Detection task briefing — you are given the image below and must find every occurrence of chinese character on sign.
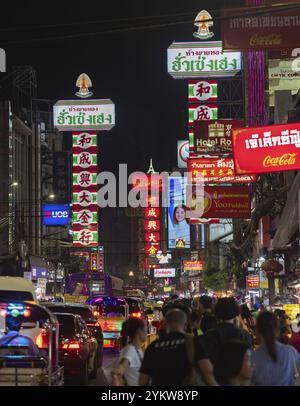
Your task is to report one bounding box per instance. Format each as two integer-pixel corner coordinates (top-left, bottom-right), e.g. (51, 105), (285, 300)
(78, 133), (92, 148)
(146, 245), (159, 255)
(78, 209), (92, 225)
(79, 172), (92, 186)
(144, 207), (160, 219)
(196, 82), (210, 98)
(79, 152), (92, 166)
(145, 232), (160, 244)
(79, 230), (93, 245)
(145, 220), (160, 231)
(77, 190), (93, 206)
(196, 106), (210, 120)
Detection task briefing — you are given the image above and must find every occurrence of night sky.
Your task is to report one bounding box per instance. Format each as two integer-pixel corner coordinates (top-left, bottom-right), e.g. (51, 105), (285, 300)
(1, 0), (244, 271)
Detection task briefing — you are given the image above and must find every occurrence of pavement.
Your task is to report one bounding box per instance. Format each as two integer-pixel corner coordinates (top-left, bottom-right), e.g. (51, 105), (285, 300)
(88, 350), (119, 386)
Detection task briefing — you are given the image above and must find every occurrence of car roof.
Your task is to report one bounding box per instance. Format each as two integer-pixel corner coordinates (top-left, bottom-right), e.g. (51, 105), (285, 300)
(41, 302), (92, 309)
(53, 312), (82, 319)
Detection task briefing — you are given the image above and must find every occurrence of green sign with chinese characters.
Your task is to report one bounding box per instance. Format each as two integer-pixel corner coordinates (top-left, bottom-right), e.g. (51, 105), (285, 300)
(53, 99), (115, 131)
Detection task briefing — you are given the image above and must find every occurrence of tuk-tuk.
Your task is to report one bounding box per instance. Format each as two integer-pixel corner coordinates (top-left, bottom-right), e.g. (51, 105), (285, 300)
(0, 300), (64, 386)
(86, 296), (128, 351)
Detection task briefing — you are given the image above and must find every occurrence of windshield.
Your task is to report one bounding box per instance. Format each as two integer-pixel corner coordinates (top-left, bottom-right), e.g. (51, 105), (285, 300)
(98, 305), (126, 317)
(0, 291), (34, 301)
(55, 314), (76, 337)
(126, 300), (141, 313)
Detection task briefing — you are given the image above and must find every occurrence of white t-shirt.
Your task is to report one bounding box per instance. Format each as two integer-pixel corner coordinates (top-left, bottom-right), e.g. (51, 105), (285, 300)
(120, 344), (143, 386)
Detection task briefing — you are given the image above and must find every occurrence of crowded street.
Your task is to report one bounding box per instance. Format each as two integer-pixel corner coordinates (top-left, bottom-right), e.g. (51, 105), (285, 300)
(1, 0), (300, 398)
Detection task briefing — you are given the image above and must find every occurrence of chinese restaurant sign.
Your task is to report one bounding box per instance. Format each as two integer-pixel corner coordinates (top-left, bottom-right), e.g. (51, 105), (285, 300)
(222, 7), (300, 50)
(188, 80), (218, 103)
(232, 123), (300, 175)
(188, 158), (255, 184)
(193, 120), (244, 154)
(53, 99), (115, 131)
(246, 276), (260, 289)
(167, 41), (242, 78)
(72, 131), (98, 247)
(189, 186), (251, 219)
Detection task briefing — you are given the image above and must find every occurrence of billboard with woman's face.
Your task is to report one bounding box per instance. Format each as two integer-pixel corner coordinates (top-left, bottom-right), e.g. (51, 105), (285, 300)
(168, 177), (191, 249)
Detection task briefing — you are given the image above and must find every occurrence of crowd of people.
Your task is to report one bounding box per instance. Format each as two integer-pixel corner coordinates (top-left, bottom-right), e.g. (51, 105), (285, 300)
(112, 295), (300, 386)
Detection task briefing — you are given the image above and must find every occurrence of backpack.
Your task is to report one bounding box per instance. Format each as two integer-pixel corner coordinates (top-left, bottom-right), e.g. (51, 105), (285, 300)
(181, 334), (206, 386)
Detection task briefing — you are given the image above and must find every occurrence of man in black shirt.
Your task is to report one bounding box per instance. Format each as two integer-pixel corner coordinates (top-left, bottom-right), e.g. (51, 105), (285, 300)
(202, 297), (252, 368)
(139, 308), (217, 386)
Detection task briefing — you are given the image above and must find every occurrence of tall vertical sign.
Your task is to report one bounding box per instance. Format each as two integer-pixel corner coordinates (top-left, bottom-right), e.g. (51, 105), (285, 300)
(53, 73), (115, 254)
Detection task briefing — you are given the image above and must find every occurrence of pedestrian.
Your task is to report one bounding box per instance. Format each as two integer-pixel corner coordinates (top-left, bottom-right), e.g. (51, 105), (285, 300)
(112, 317), (147, 386)
(202, 297), (252, 367)
(191, 309), (202, 337)
(199, 295), (214, 314)
(200, 313), (218, 335)
(139, 308), (218, 386)
(214, 341), (253, 386)
(289, 318), (300, 353)
(252, 311), (300, 386)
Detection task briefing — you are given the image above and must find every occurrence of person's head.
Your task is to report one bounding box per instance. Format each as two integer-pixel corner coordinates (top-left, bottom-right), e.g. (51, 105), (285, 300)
(256, 311), (280, 362)
(121, 317), (147, 347)
(214, 341), (252, 386)
(200, 313), (218, 334)
(199, 295), (213, 312)
(6, 315), (22, 332)
(165, 308), (187, 334)
(173, 205), (189, 224)
(215, 297), (240, 323)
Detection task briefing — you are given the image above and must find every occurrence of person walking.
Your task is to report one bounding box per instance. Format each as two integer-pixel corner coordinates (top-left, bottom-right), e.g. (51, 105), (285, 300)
(252, 311), (300, 386)
(289, 318), (300, 353)
(214, 341), (253, 386)
(203, 297), (252, 367)
(139, 308), (217, 386)
(112, 317), (147, 386)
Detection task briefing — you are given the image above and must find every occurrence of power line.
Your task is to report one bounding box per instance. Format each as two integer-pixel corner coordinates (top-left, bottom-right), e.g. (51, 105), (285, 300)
(1, 3), (299, 48)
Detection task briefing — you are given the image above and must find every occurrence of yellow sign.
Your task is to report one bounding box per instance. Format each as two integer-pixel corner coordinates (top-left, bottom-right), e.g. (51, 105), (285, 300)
(64, 294), (88, 304)
(283, 304), (300, 321)
(164, 287), (172, 292)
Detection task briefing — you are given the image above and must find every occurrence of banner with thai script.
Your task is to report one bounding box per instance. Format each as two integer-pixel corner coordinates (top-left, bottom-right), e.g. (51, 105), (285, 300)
(53, 99), (115, 131)
(188, 104), (218, 125)
(193, 119), (244, 154)
(246, 275), (260, 289)
(222, 6), (300, 50)
(188, 186), (251, 219)
(188, 80), (218, 103)
(183, 260), (204, 272)
(167, 41), (241, 78)
(232, 123), (300, 175)
(188, 157), (255, 183)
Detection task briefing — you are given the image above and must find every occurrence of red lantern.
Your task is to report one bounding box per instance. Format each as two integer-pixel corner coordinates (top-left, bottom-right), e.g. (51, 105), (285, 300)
(261, 260), (283, 276)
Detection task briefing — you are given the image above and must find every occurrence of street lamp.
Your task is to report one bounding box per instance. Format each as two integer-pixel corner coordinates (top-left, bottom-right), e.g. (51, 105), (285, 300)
(48, 194), (55, 200)
(128, 271), (134, 277)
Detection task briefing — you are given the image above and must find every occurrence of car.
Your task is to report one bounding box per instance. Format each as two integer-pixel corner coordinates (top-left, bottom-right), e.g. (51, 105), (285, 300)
(124, 297), (146, 320)
(0, 277), (38, 303)
(54, 313), (98, 385)
(40, 302), (104, 366)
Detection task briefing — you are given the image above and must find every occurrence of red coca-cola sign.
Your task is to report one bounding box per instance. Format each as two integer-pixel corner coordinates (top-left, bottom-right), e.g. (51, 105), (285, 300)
(232, 123), (300, 175)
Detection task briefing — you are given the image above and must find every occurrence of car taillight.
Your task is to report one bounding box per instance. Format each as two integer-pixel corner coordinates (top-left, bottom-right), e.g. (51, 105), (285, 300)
(93, 311), (100, 317)
(62, 341), (80, 350)
(131, 312), (142, 319)
(36, 329), (49, 349)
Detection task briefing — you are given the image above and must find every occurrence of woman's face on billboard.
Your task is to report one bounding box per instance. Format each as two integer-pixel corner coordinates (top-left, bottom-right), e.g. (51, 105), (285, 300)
(175, 207), (185, 223)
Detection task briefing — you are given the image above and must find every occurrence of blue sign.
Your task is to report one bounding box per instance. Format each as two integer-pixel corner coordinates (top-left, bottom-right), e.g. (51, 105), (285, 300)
(32, 267), (47, 279)
(43, 204), (70, 226)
